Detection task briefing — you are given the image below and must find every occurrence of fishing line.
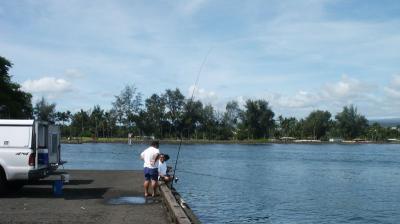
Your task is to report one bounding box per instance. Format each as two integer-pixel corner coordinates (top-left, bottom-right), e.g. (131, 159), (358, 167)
(177, 169), (251, 183)
(177, 169), (275, 187)
(171, 48), (213, 188)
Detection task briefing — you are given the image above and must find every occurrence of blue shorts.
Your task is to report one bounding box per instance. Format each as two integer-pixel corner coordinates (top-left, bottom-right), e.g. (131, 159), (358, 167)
(144, 167), (158, 181)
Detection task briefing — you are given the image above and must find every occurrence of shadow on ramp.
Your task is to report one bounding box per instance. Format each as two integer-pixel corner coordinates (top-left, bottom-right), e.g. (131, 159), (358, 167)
(1, 186), (109, 200)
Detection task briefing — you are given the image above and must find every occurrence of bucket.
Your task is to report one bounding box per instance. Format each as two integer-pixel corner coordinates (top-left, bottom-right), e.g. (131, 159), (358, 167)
(61, 174), (70, 183)
(53, 180), (63, 196)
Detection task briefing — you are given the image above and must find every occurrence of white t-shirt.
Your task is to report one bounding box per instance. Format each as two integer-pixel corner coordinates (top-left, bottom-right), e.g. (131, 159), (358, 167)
(158, 161), (167, 176)
(140, 146), (160, 168)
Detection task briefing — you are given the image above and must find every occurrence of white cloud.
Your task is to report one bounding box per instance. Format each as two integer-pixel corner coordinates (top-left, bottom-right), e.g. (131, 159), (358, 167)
(321, 75), (373, 100)
(384, 87), (400, 98)
(2, 1), (399, 118)
(22, 77), (72, 94)
(210, 75), (376, 115)
(249, 75), (384, 118)
(273, 91), (321, 108)
(384, 74), (400, 99)
(188, 85), (218, 105)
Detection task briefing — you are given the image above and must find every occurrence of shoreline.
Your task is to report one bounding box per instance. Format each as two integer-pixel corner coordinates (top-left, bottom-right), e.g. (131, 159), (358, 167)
(61, 138), (400, 145)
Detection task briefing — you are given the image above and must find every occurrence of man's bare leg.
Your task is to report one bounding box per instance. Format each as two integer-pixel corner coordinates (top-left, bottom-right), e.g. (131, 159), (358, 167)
(151, 180), (158, 196)
(144, 180), (150, 197)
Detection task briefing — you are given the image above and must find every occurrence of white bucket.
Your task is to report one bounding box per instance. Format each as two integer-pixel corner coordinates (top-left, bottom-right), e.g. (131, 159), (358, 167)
(61, 174), (70, 183)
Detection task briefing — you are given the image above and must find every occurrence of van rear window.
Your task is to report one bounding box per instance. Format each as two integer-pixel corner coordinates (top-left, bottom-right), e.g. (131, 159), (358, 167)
(0, 126), (32, 148)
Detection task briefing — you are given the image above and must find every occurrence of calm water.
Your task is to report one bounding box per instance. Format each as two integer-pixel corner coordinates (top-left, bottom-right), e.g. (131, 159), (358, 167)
(62, 143), (400, 224)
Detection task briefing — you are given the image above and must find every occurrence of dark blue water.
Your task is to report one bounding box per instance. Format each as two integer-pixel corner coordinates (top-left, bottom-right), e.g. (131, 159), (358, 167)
(62, 143), (400, 224)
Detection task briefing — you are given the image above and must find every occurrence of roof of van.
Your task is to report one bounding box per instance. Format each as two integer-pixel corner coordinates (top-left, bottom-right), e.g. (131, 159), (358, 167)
(0, 119), (35, 126)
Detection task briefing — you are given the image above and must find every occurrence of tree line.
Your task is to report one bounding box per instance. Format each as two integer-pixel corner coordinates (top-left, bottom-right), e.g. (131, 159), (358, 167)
(1, 56), (399, 141)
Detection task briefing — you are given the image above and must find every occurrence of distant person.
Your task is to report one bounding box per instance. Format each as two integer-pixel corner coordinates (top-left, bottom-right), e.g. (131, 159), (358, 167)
(140, 140), (160, 197)
(158, 154), (172, 183)
(128, 133), (133, 145)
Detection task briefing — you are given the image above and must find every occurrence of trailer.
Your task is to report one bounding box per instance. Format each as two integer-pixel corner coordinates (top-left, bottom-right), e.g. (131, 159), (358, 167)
(0, 119), (63, 192)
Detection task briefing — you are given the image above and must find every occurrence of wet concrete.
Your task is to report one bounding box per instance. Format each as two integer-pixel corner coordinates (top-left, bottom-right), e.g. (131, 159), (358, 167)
(106, 196), (160, 205)
(0, 170), (169, 224)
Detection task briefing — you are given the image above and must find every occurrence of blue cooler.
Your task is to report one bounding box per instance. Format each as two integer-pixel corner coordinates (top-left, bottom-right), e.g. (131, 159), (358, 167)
(38, 153), (49, 165)
(38, 149), (49, 165)
(53, 180), (63, 196)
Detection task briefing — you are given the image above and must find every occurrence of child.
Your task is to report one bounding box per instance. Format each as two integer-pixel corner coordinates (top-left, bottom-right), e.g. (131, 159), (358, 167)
(158, 154), (172, 182)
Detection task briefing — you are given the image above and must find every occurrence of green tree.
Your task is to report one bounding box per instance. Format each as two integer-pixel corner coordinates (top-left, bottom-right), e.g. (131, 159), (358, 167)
(295, 119), (306, 139)
(181, 99), (203, 139)
(335, 105), (368, 140)
(223, 101), (241, 139)
(199, 104), (216, 139)
(112, 84), (142, 129)
(71, 109), (90, 137)
(303, 110), (332, 140)
(240, 99), (275, 139)
(144, 94), (166, 138)
(366, 123), (386, 141)
(163, 88), (185, 137)
(0, 56), (33, 118)
(55, 110), (72, 137)
(216, 111), (232, 140)
(89, 105), (104, 138)
(278, 116), (298, 138)
(104, 110), (117, 138)
(33, 97), (56, 123)
(55, 111), (71, 125)
(134, 110), (151, 136)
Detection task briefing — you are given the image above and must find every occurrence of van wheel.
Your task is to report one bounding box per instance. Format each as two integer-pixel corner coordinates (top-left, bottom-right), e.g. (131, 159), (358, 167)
(0, 171), (24, 194)
(0, 168), (7, 194)
(6, 181), (24, 192)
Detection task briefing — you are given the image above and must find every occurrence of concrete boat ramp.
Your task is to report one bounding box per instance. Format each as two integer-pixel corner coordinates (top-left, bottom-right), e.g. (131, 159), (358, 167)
(0, 170), (196, 224)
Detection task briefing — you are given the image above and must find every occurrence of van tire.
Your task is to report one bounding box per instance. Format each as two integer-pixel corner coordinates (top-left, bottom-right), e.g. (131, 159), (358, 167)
(0, 168), (24, 194)
(0, 167), (7, 194)
(6, 181), (24, 192)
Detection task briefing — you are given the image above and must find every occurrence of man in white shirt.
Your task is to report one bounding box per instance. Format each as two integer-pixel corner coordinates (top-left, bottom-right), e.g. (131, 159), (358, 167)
(140, 141), (160, 197)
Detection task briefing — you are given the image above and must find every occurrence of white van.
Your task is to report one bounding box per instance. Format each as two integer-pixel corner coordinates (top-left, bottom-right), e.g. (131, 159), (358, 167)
(0, 119), (63, 192)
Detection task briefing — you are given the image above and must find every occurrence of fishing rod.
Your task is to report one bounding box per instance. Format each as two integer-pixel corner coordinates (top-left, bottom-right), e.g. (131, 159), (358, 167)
(171, 48), (213, 188)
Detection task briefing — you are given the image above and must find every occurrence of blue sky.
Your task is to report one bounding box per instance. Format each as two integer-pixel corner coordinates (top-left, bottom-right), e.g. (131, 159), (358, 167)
(1, 0), (400, 118)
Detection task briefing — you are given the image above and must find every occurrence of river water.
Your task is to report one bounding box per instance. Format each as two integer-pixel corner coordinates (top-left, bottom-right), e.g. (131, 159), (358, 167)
(62, 143), (400, 224)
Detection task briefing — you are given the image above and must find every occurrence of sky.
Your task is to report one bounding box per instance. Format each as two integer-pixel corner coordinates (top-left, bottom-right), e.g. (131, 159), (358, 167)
(1, 0), (400, 119)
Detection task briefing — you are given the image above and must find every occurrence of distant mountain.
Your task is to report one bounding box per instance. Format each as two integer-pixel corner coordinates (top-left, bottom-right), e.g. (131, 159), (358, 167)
(368, 118), (400, 127)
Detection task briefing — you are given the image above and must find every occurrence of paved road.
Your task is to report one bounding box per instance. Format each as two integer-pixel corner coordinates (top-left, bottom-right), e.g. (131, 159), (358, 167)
(0, 170), (169, 224)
